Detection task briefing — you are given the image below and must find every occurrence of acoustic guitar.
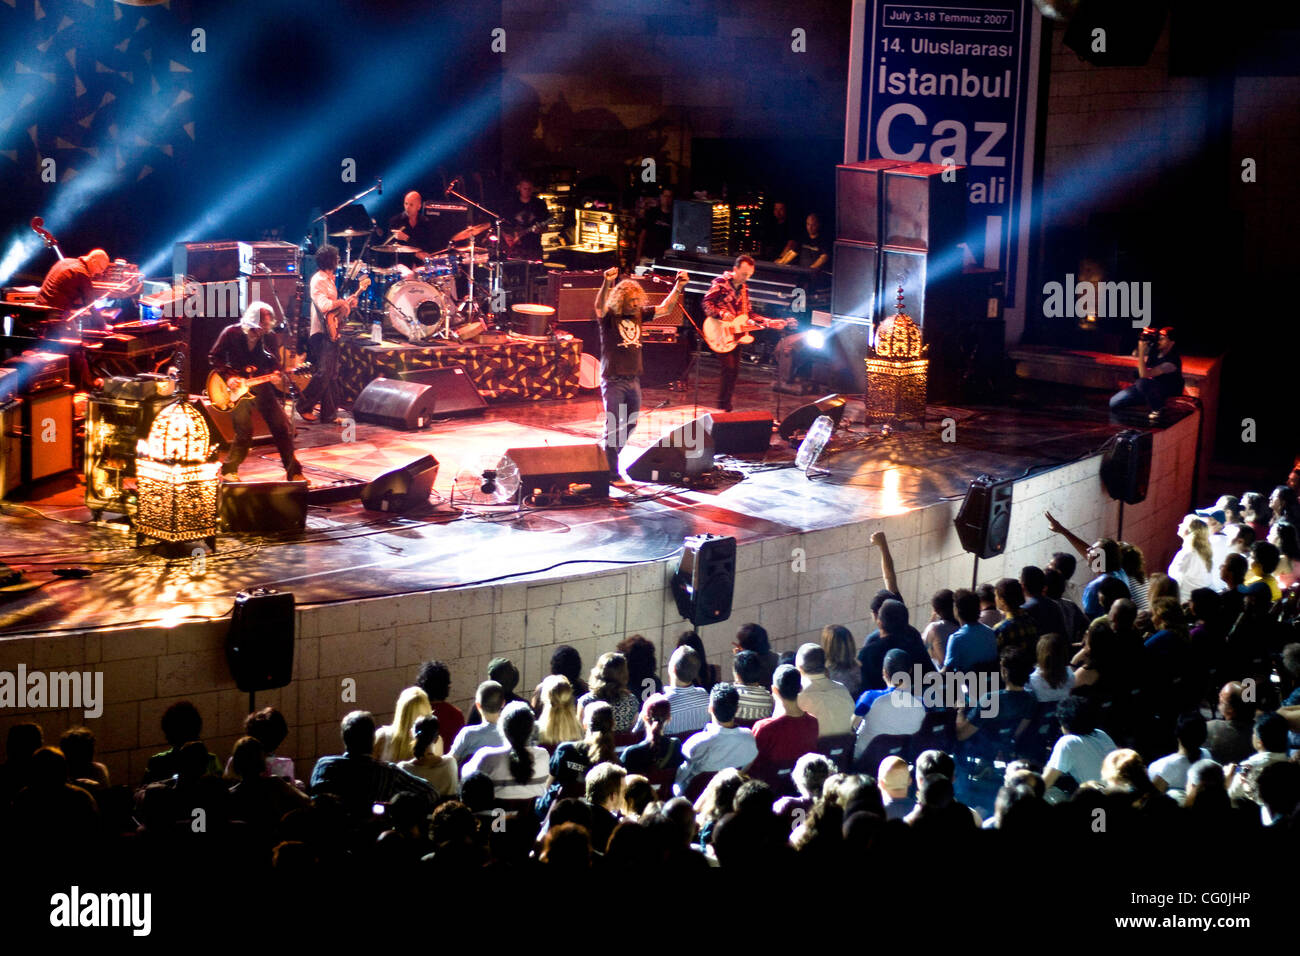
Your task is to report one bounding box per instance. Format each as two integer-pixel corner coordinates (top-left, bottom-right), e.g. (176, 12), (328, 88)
(702, 313), (790, 354)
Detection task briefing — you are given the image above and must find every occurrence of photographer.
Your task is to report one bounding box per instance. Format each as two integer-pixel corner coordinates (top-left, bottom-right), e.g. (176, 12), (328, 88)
(1109, 325), (1184, 424)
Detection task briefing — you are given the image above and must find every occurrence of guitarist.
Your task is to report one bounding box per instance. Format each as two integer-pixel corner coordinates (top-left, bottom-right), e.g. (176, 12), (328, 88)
(208, 302), (304, 483)
(501, 177), (548, 260)
(298, 244), (354, 426)
(701, 254), (758, 412)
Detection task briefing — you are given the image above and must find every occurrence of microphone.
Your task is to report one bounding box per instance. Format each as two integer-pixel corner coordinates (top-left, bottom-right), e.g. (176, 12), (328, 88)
(377, 178), (383, 196)
(446, 177), (461, 196)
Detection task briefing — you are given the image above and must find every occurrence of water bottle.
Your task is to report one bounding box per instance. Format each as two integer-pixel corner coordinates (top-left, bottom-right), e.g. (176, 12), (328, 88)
(371, 316), (382, 344)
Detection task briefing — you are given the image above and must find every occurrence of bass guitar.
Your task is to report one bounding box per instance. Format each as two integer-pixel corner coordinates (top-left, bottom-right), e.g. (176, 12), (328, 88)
(205, 368), (287, 411)
(501, 219), (547, 256)
(701, 313), (790, 354)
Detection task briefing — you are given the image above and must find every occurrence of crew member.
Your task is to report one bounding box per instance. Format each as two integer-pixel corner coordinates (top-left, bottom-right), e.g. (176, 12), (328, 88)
(594, 265), (689, 484)
(298, 244), (357, 426)
(776, 213), (830, 290)
(382, 191), (439, 256)
(208, 301), (304, 483)
(35, 248), (111, 332)
(1109, 325), (1184, 424)
(702, 254), (758, 412)
(762, 201), (795, 262)
(501, 177), (549, 260)
(636, 187), (674, 262)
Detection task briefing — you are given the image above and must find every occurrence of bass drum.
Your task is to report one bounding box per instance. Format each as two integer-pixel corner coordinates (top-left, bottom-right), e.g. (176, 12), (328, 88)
(385, 279), (457, 343)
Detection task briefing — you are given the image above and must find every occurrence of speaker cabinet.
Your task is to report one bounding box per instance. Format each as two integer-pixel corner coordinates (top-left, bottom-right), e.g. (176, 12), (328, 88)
(226, 587), (295, 693)
(778, 394), (846, 442)
(505, 444), (609, 498)
(361, 454), (439, 513)
(1099, 430), (1153, 504)
(836, 160), (904, 245)
(174, 241), (241, 283)
(219, 480), (308, 533)
(396, 367), (487, 416)
(882, 162), (966, 252)
(671, 200), (715, 254)
(831, 240), (880, 322)
(672, 533), (736, 626)
(353, 378), (437, 430)
(626, 420), (716, 483)
(710, 410), (773, 455)
(955, 475), (1014, 559)
(22, 385), (74, 483)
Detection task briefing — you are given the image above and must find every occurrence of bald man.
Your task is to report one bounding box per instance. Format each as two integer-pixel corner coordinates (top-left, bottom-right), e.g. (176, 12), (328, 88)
(35, 248), (111, 328)
(382, 191), (438, 255)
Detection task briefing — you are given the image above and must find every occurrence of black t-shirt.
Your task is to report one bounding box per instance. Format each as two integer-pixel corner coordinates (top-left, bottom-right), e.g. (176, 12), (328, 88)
(762, 217), (793, 260)
(1149, 344), (1184, 398)
(208, 325), (281, 379)
(638, 207), (674, 260)
(502, 195), (549, 258)
(796, 231), (827, 269)
(857, 624), (936, 692)
(600, 305), (653, 379)
(384, 212), (440, 254)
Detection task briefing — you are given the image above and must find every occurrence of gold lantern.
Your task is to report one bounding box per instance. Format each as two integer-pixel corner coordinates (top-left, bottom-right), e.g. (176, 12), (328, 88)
(864, 286), (928, 423)
(135, 401), (220, 543)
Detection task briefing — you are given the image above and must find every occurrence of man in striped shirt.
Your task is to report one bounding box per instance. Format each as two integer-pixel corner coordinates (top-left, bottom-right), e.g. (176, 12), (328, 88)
(634, 646), (710, 736)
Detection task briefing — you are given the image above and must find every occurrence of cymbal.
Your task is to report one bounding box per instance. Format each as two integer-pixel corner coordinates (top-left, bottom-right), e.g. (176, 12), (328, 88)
(329, 228), (371, 238)
(449, 222), (490, 242)
(371, 243), (422, 254)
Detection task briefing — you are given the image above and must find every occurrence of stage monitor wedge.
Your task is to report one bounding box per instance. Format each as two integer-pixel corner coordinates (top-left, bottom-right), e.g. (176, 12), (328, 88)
(955, 474), (1014, 558)
(778, 394), (847, 442)
(626, 419), (716, 483)
(361, 454), (439, 513)
(219, 479), (308, 533)
(505, 444), (609, 499)
(709, 410), (774, 455)
(353, 378), (438, 430)
(396, 367), (488, 417)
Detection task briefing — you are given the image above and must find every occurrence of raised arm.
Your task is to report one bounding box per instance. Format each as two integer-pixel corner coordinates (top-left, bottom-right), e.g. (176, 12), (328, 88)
(653, 271), (690, 320)
(870, 531), (899, 596)
(1044, 511), (1090, 561)
(593, 265), (618, 318)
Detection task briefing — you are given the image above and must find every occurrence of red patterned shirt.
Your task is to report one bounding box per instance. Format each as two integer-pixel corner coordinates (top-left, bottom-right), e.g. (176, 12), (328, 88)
(702, 271), (752, 321)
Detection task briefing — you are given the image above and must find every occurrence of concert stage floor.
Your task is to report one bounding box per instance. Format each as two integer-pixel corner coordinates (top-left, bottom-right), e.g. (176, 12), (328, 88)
(0, 357), (1146, 639)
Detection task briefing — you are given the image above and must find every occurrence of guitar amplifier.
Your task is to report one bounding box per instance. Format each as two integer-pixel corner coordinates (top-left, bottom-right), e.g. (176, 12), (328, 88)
(238, 241), (300, 275)
(2, 351), (69, 394)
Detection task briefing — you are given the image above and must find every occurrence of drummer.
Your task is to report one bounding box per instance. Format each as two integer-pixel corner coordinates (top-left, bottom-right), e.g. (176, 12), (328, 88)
(379, 191), (439, 257)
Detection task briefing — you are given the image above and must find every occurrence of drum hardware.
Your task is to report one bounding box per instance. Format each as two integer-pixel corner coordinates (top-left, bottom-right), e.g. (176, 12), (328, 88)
(312, 179), (383, 266)
(328, 228), (370, 238)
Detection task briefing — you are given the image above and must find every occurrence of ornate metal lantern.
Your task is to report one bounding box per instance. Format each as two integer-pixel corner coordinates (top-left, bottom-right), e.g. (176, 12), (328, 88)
(135, 400), (220, 543)
(864, 286), (928, 423)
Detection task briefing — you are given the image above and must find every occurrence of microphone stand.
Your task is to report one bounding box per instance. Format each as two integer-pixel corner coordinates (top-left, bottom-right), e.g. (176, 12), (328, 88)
(312, 180), (382, 257)
(446, 186), (502, 328)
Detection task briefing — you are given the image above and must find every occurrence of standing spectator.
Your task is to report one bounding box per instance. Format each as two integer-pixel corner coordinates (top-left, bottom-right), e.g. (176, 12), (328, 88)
(1044, 513), (1131, 617)
(634, 646), (709, 736)
(1048, 551), (1083, 609)
(374, 687), (432, 764)
(1244, 541), (1283, 601)
(1215, 495), (1246, 544)
(618, 634), (661, 699)
(467, 658), (524, 724)
(993, 578), (1038, 655)
(795, 643), (855, 737)
(577, 652), (639, 732)
(731, 650), (776, 723)
(529, 646), (589, 713)
(416, 660), (464, 752)
(920, 591), (959, 670)
(859, 598), (933, 692)
(462, 702), (550, 801)
(1269, 485), (1300, 528)
(944, 588), (998, 672)
(449, 681), (505, 767)
(1168, 516), (1216, 595)
(398, 714), (458, 797)
(536, 675), (584, 749)
(821, 624), (862, 700)
(1021, 566), (1069, 638)
(749, 665), (820, 787)
(674, 684), (758, 796)
(1196, 508), (1233, 569)
(1242, 492), (1270, 542)
(734, 623), (779, 689)
(1044, 567), (1087, 642)
(1028, 632), (1075, 703)
(1042, 697), (1117, 792)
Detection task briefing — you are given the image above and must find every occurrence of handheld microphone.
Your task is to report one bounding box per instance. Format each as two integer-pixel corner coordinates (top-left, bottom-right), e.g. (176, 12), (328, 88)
(377, 178), (383, 196)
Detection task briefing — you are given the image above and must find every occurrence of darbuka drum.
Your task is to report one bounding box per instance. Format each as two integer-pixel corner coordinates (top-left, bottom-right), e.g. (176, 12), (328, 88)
(385, 279), (457, 342)
(511, 303), (555, 338)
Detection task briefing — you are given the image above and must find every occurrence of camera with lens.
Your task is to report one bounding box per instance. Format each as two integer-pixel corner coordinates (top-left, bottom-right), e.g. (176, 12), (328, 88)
(1138, 326), (1160, 343)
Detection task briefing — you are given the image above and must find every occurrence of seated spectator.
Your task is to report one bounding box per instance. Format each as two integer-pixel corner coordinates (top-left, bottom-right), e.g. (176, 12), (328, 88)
(309, 711), (434, 820)
(1224, 587), (1277, 687)
(1148, 713), (1212, 800)
(677, 630), (719, 690)
(1185, 759), (1230, 815)
(1101, 749), (1162, 804)
(1206, 682), (1258, 765)
(1225, 712), (1290, 806)
(536, 674), (583, 749)
(1242, 491), (1271, 541)
(1043, 514), (1131, 617)
(226, 736), (311, 835)
(633, 646), (708, 736)
(551, 700), (617, 798)
(858, 599), (933, 692)
(1045, 566), (1087, 642)
(1120, 544), (1151, 613)
(731, 649), (776, 723)
(1215, 495), (1246, 544)
(674, 684), (758, 796)
(619, 694), (684, 777)
(462, 702), (550, 801)
(775, 752), (836, 821)
(903, 750), (981, 829)
(1042, 697), (1117, 793)
(1196, 508), (1233, 569)
(142, 700), (222, 784)
(236, 707), (295, 783)
(58, 726), (110, 789)
(920, 591), (959, 671)
(1047, 551), (1082, 608)
(989, 781), (1047, 832)
(795, 643), (854, 736)
(956, 647), (1038, 751)
(467, 658), (525, 723)
(622, 775), (657, 819)
(693, 767), (745, 850)
(1229, 524), (1256, 558)
(977, 582), (1002, 629)
(734, 623), (779, 689)
(398, 714), (458, 797)
(1269, 520), (1299, 588)
(449, 681), (505, 766)
(539, 822), (592, 869)
(908, 773), (976, 838)
(712, 779), (789, 867)
(853, 649), (926, 762)
(878, 754), (915, 821)
(416, 660), (464, 751)
(1022, 566), (1068, 638)
(583, 761), (627, 852)
(1143, 598), (1194, 700)
(136, 740), (232, 836)
(1071, 619), (1121, 699)
(1029, 632), (1075, 702)
(1256, 761), (1300, 827)
(749, 664), (819, 787)
(11, 747), (99, 854)
(993, 578), (1038, 654)
(424, 799), (487, 871)
(1272, 484), (1300, 526)
(529, 646), (589, 713)
(374, 686), (432, 764)
(1244, 540), (1283, 602)
(944, 588), (997, 672)
(576, 652), (639, 732)
(646, 796), (710, 870)
(1168, 516), (1216, 595)
(822, 624), (862, 700)
(0, 723), (43, 804)
(618, 633), (662, 699)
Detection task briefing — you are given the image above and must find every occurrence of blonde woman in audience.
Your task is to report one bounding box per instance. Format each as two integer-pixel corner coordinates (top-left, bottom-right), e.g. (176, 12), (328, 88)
(1167, 516), (1215, 595)
(373, 686), (432, 764)
(398, 714), (458, 797)
(537, 674), (584, 749)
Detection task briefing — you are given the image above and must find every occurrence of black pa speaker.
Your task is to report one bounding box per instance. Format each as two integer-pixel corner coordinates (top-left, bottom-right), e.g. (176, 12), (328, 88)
(836, 160), (904, 245)
(709, 410), (774, 454)
(505, 444), (609, 498)
(226, 587), (295, 692)
(361, 454), (439, 513)
(219, 480), (308, 533)
(955, 474), (1014, 558)
(778, 394), (847, 442)
(1099, 429), (1153, 504)
(396, 367), (488, 416)
(353, 378), (438, 430)
(672, 533), (736, 626)
(831, 240), (881, 322)
(626, 420), (716, 483)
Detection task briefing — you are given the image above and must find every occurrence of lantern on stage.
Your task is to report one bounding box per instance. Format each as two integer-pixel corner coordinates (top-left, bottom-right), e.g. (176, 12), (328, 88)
(135, 400), (220, 543)
(864, 286), (928, 423)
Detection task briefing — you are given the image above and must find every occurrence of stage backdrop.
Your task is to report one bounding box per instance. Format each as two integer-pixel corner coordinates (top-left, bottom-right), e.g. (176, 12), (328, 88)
(844, 0), (1042, 339)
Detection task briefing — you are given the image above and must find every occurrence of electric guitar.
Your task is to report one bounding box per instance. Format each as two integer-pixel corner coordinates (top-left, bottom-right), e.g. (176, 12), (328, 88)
(702, 313), (790, 353)
(501, 219), (547, 256)
(324, 275), (370, 339)
(205, 368), (288, 411)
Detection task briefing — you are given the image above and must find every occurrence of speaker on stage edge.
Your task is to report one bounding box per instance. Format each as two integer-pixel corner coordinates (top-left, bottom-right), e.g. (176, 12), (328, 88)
(955, 474), (1014, 559)
(1099, 429), (1153, 505)
(226, 587), (295, 693)
(219, 480), (309, 533)
(673, 533), (736, 626)
(709, 410), (774, 455)
(505, 444), (610, 499)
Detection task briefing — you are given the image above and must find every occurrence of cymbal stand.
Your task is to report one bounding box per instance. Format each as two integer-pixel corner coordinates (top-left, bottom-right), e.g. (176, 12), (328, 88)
(447, 186), (503, 327)
(311, 178), (381, 256)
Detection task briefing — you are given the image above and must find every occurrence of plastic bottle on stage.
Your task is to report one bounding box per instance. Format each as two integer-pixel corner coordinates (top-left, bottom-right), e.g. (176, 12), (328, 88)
(371, 316), (383, 345)
(795, 414), (834, 471)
